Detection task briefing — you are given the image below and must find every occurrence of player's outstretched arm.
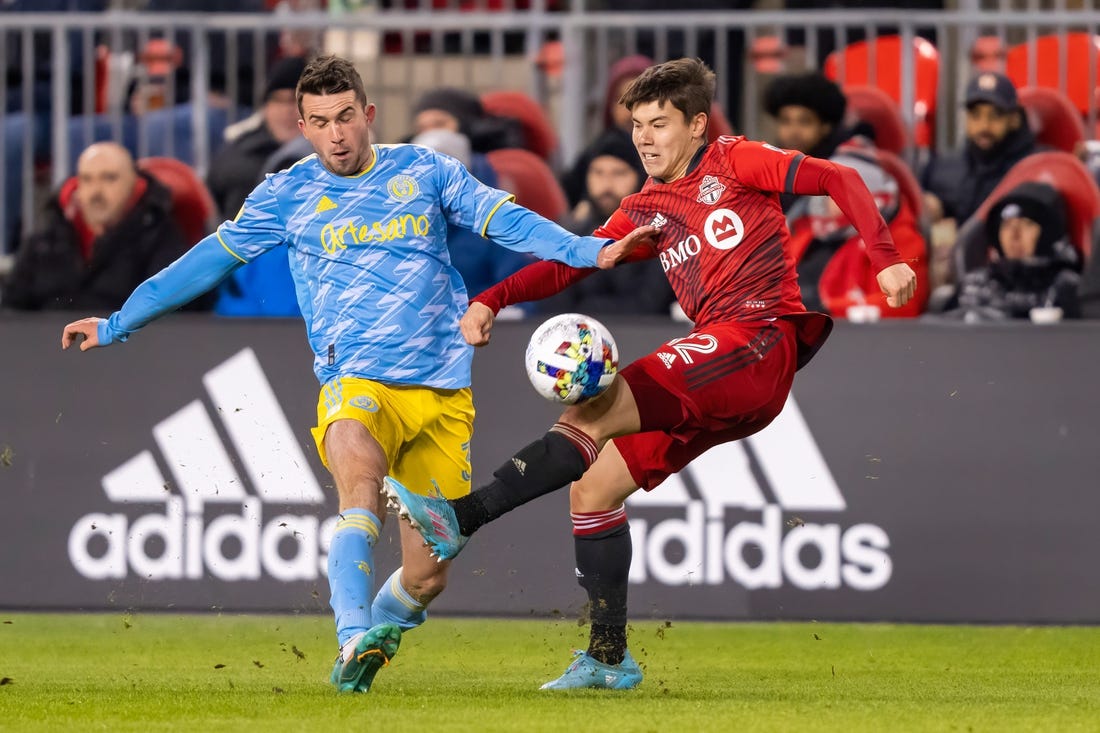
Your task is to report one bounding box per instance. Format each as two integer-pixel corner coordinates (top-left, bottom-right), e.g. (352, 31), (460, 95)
(59, 233), (245, 351)
(595, 225), (660, 269)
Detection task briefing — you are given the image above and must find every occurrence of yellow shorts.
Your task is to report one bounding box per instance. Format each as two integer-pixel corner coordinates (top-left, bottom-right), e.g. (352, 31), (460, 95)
(311, 377), (474, 500)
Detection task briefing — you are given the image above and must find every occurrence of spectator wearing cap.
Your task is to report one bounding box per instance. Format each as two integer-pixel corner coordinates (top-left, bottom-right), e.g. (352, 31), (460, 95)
(922, 71), (1038, 227)
(207, 56), (308, 221)
(793, 142), (928, 318)
(539, 129), (675, 317)
(948, 181), (1081, 320)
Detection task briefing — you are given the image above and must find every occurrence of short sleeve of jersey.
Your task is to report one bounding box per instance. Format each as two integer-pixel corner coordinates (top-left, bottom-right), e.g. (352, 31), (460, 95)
(215, 177), (288, 262)
(434, 151), (515, 236)
(726, 139), (806, 195)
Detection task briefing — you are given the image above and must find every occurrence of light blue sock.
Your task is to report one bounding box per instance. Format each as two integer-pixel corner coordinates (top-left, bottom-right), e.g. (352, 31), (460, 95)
(327, 508), (381, 648)
(370, 568), (428, 631)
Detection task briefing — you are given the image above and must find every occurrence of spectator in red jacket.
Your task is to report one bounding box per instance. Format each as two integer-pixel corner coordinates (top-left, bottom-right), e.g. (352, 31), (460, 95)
(795, 144), (928, 318)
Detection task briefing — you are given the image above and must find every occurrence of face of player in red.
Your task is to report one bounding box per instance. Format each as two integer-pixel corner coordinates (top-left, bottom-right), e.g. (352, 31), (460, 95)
(630, 100), (708, 182)
(298, 90), (376, 176)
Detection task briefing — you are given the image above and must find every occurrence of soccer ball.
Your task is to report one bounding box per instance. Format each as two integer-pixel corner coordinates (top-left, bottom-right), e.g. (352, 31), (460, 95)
(524, 313), (619, 405)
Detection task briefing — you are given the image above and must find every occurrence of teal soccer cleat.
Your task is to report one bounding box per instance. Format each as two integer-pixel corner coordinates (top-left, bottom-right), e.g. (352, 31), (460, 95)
(539, 649), (643, 690)
(382, 476), (468, 560)
(329, 622), (402, 693)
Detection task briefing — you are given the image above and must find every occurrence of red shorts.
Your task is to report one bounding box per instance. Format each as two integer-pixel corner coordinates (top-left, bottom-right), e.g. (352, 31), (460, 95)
(614, 319), (798, 491)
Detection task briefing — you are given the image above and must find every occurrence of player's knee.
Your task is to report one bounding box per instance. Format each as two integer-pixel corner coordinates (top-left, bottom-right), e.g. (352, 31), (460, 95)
(569, 477), (619, 513)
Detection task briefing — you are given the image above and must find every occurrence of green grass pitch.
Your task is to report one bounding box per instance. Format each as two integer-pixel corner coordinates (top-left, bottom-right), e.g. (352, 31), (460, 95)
(1, 614), (1097, 732)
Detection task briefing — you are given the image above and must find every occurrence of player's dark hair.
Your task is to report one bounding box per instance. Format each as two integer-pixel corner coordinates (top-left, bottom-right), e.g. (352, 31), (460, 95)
(296, 55), (368, 115)
(618, 57), (715, 124)
(762, 72), (846, 126)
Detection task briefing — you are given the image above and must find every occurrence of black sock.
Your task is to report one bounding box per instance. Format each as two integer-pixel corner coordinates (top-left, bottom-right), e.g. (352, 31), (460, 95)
(451, 427), (596, 537)
(576, 523), (631, 665)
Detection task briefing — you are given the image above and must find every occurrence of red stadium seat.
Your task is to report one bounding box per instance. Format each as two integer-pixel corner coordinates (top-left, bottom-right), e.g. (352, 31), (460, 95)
(480, 90), (558, 162)
(1005, 33), (1100, 119)
(137, 157), (217, 244)
(1017, 86), (1086, 154)
(824, 36), (939, 148)
(486, 148), (568, 222)
(707, 102), (734, 143)
(954, 151), (1099, 273)
(842, 85), (909, 155)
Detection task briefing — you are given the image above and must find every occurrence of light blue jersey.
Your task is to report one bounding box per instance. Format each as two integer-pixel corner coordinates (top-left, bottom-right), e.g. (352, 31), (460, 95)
(98, 143), (610, 387)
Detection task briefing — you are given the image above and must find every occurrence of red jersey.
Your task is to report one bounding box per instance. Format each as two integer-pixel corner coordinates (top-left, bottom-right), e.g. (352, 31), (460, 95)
(595, 137), (807, 326)
(474, 136), (904, 368)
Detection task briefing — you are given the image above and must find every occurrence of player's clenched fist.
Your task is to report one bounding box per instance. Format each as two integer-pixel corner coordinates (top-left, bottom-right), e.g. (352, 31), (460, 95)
(61, 317), (104, 351)
(876, 262), (918, 308)
(460, 301), (495, 347)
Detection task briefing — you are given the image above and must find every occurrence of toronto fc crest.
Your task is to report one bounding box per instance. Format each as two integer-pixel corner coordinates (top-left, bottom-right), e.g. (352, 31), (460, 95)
(696, 175), (726, 205)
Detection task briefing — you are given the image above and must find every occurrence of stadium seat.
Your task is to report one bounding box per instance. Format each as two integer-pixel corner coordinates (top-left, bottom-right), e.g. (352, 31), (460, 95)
(707, 102), (734, 143)
(824, 36), (939, 148)
(842, 85), (909, 155)
(1005, 33), (1100, 119)
(485, 148), (568, 222)
(953, 151), (1099, 275)
(137, 157), (217, 243)
(1017, 86), (1086, 154)
(970, 36), (1006, 73)
(480, 90), (558, 162)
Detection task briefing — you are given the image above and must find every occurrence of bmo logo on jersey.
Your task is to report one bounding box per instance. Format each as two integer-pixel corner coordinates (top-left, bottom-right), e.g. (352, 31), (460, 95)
(659, 207), (747, 272)
(704, 208), (745, 250)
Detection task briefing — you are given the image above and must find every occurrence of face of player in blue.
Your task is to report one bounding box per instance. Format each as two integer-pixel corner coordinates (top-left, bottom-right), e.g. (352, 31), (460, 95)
(298, 90), (377, 176)
(630, 100), (708, 182)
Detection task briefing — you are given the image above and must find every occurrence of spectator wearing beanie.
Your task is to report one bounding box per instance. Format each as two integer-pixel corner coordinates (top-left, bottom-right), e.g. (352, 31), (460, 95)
(539, 129), (675, 317)
(949, 181), (1081, 320)
(410, 87), (524, 155)
(207, 55), (307, 221)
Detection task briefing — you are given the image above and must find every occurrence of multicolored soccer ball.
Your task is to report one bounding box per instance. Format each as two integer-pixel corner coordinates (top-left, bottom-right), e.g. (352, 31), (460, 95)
(524, 313), (619, 405)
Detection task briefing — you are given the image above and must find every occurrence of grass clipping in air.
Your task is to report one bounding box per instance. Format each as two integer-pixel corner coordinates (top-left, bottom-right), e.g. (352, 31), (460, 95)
(0, 614), (1098, 732)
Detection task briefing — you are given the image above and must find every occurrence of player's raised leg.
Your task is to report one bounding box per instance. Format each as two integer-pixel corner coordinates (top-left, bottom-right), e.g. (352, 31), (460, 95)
(385, 375), (642, 560)
(542, 442), (643, 690)
(322, 418), (401, 693)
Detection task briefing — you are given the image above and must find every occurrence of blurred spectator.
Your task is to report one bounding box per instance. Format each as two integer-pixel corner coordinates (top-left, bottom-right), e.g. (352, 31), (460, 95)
(540, 130), (675, 316)
(763, 72), (854, 159)
(762, 73), (871, 215)
(947, 182), (1081, 320)
(207, 56), (307, 220)
(922, 72), (1038, 226)
(560, 55), (651, 208)
(1, 142), (193, 310)
(1079, 247), (1100, 318)
(795, 144), (928, 318)
(411, 128), (534, 299)
(410, 88), (524, 160)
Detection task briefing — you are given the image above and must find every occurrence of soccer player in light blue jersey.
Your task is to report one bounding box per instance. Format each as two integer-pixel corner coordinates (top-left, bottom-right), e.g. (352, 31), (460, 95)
(61, 55), (654, 693)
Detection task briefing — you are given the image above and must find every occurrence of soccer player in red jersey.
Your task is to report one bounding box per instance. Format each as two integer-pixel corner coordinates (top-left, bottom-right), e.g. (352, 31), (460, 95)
(385, 57), (917, 689)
